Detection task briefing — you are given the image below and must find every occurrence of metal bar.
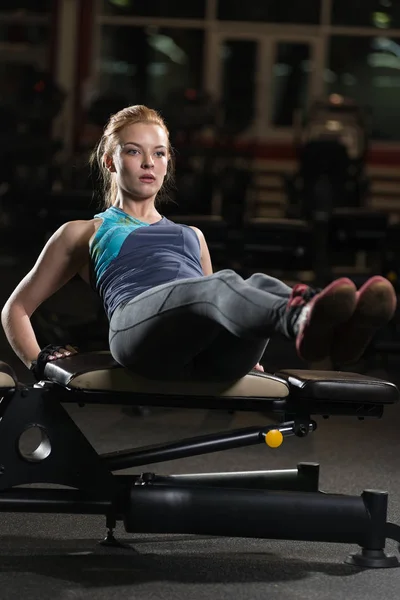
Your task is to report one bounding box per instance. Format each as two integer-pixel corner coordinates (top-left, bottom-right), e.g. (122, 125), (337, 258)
(101, 422), (301, 471)
(149, 462), (320, 492)
(124, 484), (371, 545)
(0, 488), (112, 514)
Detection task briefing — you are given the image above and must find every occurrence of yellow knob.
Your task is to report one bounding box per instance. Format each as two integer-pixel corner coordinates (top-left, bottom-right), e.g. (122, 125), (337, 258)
(265, 429), (284, 448)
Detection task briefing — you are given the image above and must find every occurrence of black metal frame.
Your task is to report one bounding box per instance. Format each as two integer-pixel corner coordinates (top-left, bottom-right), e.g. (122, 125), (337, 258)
(53, 384), (386, 417)
(0, 383), (399, 569)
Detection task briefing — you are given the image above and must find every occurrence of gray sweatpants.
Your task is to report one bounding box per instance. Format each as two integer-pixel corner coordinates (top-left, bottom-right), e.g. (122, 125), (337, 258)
(109, 269), (292, 381)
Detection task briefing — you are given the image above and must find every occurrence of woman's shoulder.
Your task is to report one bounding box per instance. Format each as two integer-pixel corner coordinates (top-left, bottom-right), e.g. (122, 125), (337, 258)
(55, 218), (102, 249)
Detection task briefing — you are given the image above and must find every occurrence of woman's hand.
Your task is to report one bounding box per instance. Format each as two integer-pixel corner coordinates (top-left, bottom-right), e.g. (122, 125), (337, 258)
(253, 362), (264, 372)
(46, 344), (78, 361)
(30, 343), (79, 381)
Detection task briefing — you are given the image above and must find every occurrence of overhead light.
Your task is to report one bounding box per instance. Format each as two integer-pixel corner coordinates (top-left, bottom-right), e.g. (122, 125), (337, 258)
(329, 93), (344, 105)
(326, 120), (342, 132)
(109, 0), (132, 8)
(372, 11), (391, 28)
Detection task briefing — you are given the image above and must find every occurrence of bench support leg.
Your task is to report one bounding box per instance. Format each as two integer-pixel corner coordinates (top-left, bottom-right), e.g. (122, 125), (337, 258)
(346, 490), (399, 568)
(0, 388), (115, 493)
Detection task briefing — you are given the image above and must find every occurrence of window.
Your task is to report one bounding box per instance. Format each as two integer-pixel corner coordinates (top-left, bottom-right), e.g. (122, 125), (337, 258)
(101, 0), (206, 19)
(218, 0), (321, 24)
(271, 42), (312, 127)
(96, 26), (204, 115)
(220, 40), (257, 133)
(327, 35), (400, 140)
(331, 0), (400, 29)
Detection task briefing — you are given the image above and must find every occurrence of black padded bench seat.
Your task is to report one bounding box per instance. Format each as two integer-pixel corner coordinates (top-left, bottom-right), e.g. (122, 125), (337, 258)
(44, 351), (289, 398)
(276, 369), (399, 404)
(39, 351), (399, 416)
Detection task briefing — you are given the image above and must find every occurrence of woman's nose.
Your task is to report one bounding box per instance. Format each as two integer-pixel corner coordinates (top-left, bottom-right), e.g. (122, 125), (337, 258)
(142, 154), (154, 168)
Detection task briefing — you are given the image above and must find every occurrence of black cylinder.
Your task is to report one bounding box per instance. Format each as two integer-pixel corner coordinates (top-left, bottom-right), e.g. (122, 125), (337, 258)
(124, 484), (370, 544)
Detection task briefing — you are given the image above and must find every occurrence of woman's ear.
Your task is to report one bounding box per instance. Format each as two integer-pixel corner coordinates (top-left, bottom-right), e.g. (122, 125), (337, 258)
(104, 153), (116, 172)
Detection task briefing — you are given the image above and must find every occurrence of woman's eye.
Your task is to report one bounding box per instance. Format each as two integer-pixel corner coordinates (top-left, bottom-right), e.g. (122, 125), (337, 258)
(155, 151), (166, 157)
(127, 149), (139, 155)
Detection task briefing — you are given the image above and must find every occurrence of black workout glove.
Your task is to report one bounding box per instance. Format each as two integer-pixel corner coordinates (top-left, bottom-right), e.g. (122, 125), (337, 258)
(30, 344), (78, 381)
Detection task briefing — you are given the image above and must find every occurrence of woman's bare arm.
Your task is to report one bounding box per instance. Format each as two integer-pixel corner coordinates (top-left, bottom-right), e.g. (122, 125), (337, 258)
(191, 227), (213, 276)
(1, 220), (93, 368)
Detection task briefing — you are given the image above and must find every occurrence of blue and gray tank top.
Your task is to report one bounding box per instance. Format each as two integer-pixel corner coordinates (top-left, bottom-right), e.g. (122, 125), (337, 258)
(89, 206), (204, 318)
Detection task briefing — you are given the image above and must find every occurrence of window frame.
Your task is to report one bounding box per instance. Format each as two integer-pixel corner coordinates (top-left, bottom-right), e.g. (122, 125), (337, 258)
(82, 0), (400, 148)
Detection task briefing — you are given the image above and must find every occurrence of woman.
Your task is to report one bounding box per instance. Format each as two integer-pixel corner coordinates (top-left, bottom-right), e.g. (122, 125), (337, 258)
(1, 105), (396, 382)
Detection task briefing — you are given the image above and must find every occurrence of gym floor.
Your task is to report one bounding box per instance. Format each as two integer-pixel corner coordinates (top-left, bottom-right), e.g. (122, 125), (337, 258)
(0, 258), (400, 600)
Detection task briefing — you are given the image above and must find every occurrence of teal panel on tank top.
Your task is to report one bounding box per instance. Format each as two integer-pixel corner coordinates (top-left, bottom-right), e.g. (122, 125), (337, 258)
(90, 206), (150, 280)
(89, 206), (204, 318)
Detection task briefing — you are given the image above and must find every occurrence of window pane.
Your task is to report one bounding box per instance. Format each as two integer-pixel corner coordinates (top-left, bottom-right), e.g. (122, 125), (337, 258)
(218, 0), (321, 24)
(220, 40), (257, 133)
(331, 0), (400, 28)
(95, 26), (204, 115)
(271, 42), (311, 127)
(327, 36), (400, 140)
(101, 0), (205, 19)
(0, 0), (51, 13)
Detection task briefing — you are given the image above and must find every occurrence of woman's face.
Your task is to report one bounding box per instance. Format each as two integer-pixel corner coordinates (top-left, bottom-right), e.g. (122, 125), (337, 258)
(109, 122), (169, 201)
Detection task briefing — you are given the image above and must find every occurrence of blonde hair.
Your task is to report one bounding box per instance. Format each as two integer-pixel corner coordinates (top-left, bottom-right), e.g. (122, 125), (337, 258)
(90, 104), (175, 208)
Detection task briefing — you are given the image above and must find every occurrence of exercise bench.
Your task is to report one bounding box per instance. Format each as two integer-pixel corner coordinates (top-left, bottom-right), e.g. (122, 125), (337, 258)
(0, 351), (400, 568)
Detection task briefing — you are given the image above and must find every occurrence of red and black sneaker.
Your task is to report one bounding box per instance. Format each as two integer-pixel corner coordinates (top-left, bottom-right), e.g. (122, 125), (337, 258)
(289, 278), (357, 362)
(331, 276), (397, 366)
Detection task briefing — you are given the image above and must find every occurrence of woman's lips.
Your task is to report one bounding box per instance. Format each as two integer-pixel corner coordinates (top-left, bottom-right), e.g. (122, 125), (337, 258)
(139, 176), (156, 183)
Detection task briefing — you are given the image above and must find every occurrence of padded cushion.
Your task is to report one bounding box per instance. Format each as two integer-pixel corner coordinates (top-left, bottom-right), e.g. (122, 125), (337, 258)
(44, 351), (290, 399)
(0, 361), (17, 389)
(43, 353), (399, 407)
(276, 369), (399, 404)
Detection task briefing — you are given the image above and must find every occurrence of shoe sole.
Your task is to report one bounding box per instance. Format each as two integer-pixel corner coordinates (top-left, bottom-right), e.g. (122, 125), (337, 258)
(296, 278), (357, 362)
(331, 276), (397, 365)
